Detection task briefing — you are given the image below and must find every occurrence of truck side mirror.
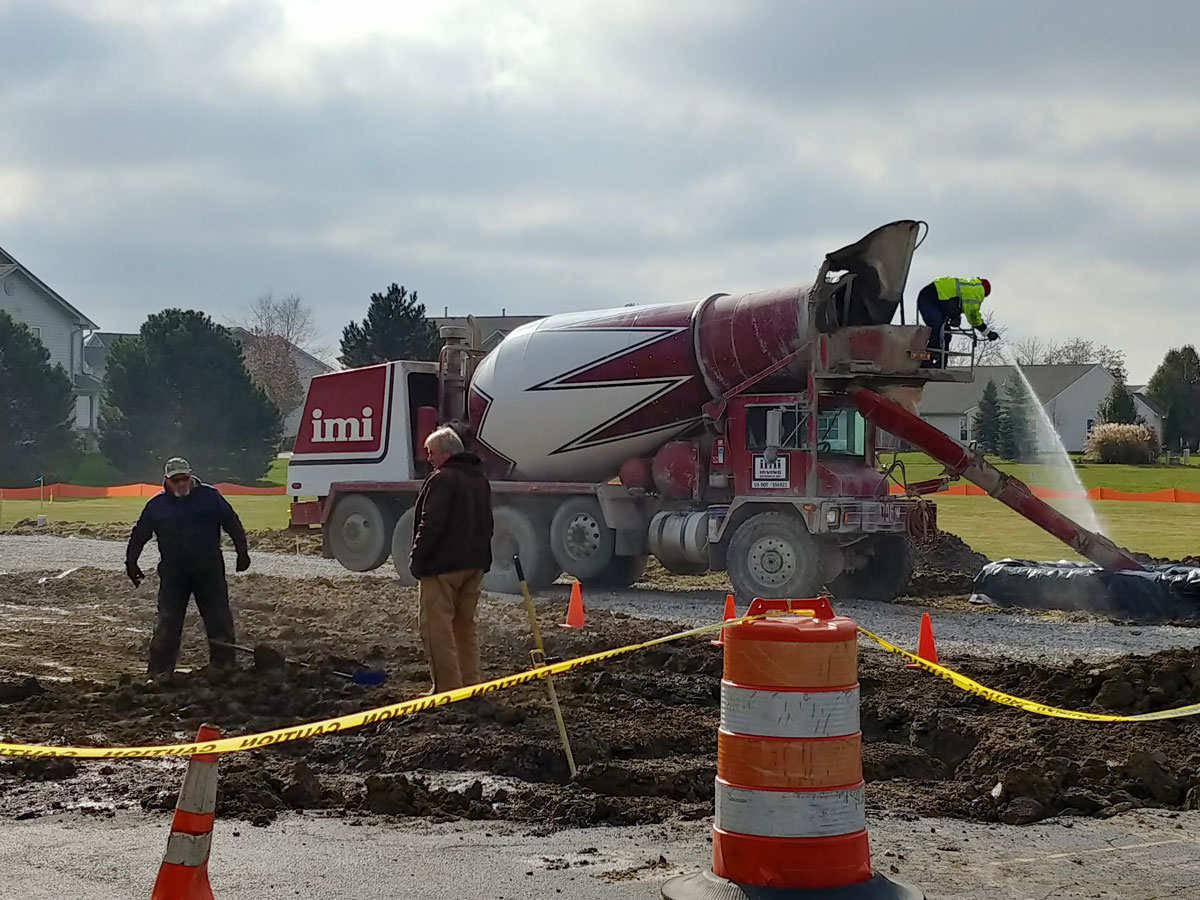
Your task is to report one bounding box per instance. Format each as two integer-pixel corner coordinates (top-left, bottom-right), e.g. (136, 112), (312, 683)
(765, 408), (783, 463)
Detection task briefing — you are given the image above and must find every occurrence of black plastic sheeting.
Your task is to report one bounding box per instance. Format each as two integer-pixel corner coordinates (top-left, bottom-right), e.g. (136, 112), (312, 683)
(972, 560), (1200, 623)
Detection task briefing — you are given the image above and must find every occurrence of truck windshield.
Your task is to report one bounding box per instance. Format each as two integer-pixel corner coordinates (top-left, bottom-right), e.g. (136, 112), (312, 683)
(745, 406), (866, 456)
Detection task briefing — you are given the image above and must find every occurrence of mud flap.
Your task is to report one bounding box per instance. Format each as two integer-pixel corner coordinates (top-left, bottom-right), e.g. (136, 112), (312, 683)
(972, 560), (1200, 623)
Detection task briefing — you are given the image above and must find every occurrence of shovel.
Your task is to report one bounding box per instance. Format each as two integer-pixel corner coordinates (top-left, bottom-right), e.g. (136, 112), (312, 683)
(215, 641), (387, 686)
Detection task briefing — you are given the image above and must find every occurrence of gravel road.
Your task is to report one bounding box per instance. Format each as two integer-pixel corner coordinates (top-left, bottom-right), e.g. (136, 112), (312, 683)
(3, 534), (1198, 664)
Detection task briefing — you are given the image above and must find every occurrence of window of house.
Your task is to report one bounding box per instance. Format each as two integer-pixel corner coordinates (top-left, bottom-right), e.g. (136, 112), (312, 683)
(960, 417), (969, 441)
(30, 326), (41, 339)
(1086, 418), (1096, 434)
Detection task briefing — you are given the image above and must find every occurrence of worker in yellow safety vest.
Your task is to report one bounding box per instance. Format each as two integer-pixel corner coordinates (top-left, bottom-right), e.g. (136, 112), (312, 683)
(917, 276), (999, 368)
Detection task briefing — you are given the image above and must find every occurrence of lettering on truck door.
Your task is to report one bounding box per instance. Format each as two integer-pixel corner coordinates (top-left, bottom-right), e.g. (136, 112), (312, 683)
(751, 454), (789, 489)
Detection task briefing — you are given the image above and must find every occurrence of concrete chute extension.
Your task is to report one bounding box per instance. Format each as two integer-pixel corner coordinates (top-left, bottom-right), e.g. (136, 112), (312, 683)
(848, 386), (1144, 572)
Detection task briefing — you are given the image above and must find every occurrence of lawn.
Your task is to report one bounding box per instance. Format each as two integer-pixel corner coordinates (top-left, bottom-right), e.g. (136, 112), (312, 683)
(3, 490), (1195, 564)
(885, 451), (1200, 492)
(0, 495), (291, 533)
(933, 495), (1199, 562)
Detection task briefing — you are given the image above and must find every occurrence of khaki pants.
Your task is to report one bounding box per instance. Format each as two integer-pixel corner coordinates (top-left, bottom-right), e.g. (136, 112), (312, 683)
(418, 569), (483, 692)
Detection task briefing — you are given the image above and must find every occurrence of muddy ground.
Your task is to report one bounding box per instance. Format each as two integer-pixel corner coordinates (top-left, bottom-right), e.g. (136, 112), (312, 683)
(2, 564), (1200, 832)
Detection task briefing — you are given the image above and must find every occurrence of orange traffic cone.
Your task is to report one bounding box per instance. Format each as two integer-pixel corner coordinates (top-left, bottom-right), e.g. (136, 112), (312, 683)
(711, 594), (737, 647)
(906, 612), (939, 669)
(560, 582), (586, 629)
(150, 724), (221, 900)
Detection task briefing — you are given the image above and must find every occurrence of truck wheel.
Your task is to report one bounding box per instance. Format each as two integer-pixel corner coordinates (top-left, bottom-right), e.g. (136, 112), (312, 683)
(391, 507), (416, 586)
(727, 510), (822, 600)
(829, 535), (916, 603)
(584, 554), (648, 589)
(550, 497), (617, 581)
(327, 494), (395, 572)
(483, 506), (559, 594)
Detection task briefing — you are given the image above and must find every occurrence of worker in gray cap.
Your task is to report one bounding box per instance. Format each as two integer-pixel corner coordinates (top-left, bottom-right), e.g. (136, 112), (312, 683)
(125, 457), (251, 682)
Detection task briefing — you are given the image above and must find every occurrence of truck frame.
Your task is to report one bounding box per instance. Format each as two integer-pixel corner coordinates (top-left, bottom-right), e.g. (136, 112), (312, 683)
(288, 221), (1003, 599)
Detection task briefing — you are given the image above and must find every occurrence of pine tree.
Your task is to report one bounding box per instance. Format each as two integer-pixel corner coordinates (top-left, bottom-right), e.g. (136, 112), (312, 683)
(0, 310), (81, 486)
(972, 379), (1003, 454)
(998, 376), (1035, 461)
(100, 309), (282, 482)
(339, 283), (441, 367)
(1096, 380), (1139, 425)
(1147, 345), (1200, 450)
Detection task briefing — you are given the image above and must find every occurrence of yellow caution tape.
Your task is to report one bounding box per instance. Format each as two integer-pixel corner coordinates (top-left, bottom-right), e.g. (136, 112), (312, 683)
(856, 624), (1200, 722)
(5, 608), (1193, 760)
(0, 613), (758, 759)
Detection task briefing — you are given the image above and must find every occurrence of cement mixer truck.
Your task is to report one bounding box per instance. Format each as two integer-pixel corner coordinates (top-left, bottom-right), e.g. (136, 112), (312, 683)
(286, 219), (1141, 598)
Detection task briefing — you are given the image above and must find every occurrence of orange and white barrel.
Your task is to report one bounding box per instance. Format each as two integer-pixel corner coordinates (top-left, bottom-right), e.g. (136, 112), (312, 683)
(663, 598), (922, 900)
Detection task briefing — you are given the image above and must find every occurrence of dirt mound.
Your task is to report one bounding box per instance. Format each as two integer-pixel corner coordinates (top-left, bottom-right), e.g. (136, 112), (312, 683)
(3, 568), (1200, 828)
(6, 519), (131, 542)
(908, 531), (990, 597)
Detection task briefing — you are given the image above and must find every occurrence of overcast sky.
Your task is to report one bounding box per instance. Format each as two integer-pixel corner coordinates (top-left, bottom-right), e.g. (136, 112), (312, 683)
(1, 0), (1197, 381)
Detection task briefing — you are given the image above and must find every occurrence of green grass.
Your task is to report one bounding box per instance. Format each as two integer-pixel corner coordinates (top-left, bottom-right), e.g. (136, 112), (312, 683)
(0, 495), (291, 532)
(4, 489), (1195, 564)
(885, 451), (1200, 492)
(260, 456), (289, 487)
(934, 495), (1198, 561)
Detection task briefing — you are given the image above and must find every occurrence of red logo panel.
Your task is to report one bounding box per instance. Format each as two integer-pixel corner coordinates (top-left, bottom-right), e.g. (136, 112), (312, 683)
(293, 365), (388, 456)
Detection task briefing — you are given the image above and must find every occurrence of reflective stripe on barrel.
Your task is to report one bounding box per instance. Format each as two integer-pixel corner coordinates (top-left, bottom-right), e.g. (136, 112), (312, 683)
(712, 600), (872, 890)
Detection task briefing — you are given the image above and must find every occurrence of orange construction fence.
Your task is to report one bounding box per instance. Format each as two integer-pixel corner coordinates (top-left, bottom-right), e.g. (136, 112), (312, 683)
(887, 483), (1200, 503)
(0, 482), (285, 500)
(0, 482), (1195, 503)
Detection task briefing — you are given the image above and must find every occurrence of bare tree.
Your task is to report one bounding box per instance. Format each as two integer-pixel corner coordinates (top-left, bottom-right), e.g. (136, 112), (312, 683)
(948, 321), (1009, 367)
(233, 294), (326, 419)
(1005, 335), (1127, 382)
(240, 293), (325, 357)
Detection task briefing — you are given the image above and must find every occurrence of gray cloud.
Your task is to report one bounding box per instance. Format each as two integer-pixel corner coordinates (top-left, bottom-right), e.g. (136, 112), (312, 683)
(0, 0), (1196, 380)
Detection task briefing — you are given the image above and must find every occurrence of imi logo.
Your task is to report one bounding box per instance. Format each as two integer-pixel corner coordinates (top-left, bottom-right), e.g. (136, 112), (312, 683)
(311, 407), (374, 443)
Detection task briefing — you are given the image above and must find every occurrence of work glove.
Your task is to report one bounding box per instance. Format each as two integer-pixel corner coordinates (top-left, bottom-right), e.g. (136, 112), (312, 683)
(986, 331), (1000, 342)
(126, 562), (144, 587)
(235, 551), (251, 573)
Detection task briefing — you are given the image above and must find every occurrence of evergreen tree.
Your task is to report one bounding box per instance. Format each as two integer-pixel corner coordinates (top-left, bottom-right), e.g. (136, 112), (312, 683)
(100, 309), (281, 482)
(972, 379), (1003, 454)
(1096, 380), (1139, 425)
(998, 375), (1035, 461)
(339, 283), (440, 367)
(0, 310), (80, 486)
(1147, 345), (1200, 450)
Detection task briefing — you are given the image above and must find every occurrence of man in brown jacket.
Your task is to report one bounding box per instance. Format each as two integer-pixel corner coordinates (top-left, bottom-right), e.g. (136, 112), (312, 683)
(410, 426), (494, 692)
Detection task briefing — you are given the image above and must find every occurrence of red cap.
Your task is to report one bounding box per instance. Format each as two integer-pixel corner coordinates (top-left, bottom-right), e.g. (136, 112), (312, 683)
(981, 278), (991, 296)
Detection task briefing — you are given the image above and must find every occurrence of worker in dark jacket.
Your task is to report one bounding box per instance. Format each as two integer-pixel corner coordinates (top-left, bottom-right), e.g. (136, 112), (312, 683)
(918, 276), (999, 367)
(125, 457), (250, 681)
(410, 426), (494, 693)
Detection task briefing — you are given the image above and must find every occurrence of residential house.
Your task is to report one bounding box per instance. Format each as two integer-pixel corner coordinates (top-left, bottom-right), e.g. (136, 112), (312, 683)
(229, 327), (335, 440)
(82, 331), (135, 383)
(433, 312), (544, 352)
(918, 364), (1163, 453)
(0, 245), (102, 447)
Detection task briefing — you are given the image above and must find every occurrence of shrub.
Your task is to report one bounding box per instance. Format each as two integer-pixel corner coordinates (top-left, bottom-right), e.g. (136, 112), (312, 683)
(1083, 423), (1160, 464)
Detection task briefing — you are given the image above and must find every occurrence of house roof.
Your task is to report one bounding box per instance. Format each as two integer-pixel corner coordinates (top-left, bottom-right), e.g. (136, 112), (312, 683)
(434, 315), (545, 350)
(919, 364), (1098, 415)
(83, 331), (136, 371)
(228, 327), (335, 373)
(1131, 389), (1164, 416)
(0, 245), (98, 330)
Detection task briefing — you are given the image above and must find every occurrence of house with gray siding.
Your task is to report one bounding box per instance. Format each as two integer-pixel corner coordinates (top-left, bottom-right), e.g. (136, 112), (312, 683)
(918, 364), (1163, 453)
(0, 246), (101, 447)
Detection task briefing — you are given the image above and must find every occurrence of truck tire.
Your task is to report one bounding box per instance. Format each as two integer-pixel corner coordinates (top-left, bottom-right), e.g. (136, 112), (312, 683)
(585, 554), (649, 589)
(484, 505), (559, 594)
(828, 534), (916, 603)
(727, 510), (822, 601)
(550, 497), (617, 582)
(391, 507), (416, 586)
(327, 494), (396, 572)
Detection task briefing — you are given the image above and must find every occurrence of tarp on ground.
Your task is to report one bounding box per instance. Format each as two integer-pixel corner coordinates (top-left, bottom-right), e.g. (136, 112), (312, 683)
(972, 559), (1200, 623)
